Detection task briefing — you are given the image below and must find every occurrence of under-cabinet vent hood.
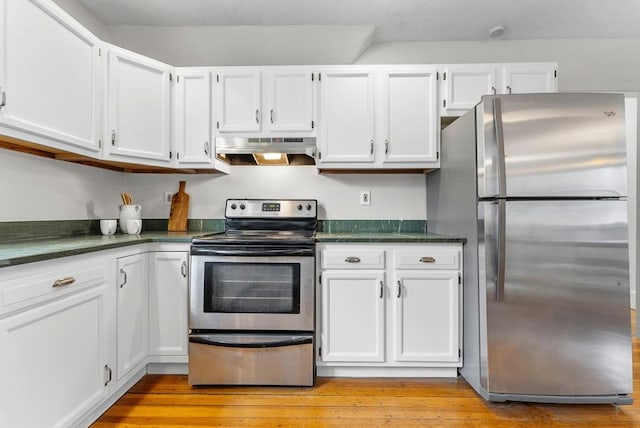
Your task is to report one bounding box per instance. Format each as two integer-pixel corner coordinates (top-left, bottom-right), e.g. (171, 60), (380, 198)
(215, 137), (316, 166)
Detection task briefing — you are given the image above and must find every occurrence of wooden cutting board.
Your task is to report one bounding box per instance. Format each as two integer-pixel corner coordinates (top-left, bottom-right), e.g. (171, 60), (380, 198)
(168, 181), (189, 232)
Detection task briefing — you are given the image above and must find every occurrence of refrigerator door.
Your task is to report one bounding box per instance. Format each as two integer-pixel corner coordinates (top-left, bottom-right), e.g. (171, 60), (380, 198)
(477, 93), (627, 199)
(479, 199), (632, 397)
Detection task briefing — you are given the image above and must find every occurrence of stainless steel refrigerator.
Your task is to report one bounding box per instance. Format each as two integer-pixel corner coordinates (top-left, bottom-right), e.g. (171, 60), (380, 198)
(427, 93), (632, 404)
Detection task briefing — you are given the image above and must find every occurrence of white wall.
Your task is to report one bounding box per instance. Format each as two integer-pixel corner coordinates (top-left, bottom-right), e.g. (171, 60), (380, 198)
(0, 150), (124, 221)
(123, 166), (426, 220)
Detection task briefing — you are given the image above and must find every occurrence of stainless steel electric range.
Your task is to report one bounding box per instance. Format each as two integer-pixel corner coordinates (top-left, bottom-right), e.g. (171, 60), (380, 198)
(188, 199), (317, 386)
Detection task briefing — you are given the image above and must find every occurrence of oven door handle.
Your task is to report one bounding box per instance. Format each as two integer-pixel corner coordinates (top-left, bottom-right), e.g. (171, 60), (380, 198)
(190, 248), (314, 257)
(189, 334), (313, 348)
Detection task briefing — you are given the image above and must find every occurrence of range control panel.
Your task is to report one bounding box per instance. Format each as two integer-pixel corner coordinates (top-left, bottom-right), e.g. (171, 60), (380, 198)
(225, 199), (317, 218)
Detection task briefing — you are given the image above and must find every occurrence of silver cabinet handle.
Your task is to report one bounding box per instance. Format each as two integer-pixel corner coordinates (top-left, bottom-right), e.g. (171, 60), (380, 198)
(52, 277), (76, 288)
(419, 257), (436, 263)
(397, 280), (402, 298)
(491, 86), (497, 95)
(385, 139), (389, 154)
(111, 129), (116, 146)
(344, 257), (361, 263)
(204, 141), (209, 155)
(255, 109), (260, 124)
(181, 260), (188, 278)
(379, 281), (384, 298)
(507, 85), (512, 94)
(270, 109), (274, 124)
(119, 268), (127, 288)
(104, 364), (112, 386)
(370, 140), (374, 155)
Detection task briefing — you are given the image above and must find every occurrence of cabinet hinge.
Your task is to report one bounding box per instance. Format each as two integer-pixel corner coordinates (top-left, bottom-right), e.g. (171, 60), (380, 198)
(443, 99), (446, 108)
(311, 120), (315, 129)
(216, 74), (220, 83)
(554, 69), (557, 78)
(443, 72), (447, 80)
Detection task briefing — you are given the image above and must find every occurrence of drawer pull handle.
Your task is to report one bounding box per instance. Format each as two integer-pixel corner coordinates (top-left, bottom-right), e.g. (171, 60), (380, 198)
(419, 257), (436, 263)
(181, 260), (188, 278)
(345, 257), (361, 263)
(52, 277), (76, 288)
(397, 280), (402, 298)
(120, 268), (127, 288)
(379, 281), (384, 298)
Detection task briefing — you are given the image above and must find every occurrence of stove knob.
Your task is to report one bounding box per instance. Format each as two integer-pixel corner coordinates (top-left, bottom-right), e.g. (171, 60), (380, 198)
(297, 204), (303, 211)
(306, 204), (312, 211)
(240, 203), (246, 210)
(230, 203), (237, 210)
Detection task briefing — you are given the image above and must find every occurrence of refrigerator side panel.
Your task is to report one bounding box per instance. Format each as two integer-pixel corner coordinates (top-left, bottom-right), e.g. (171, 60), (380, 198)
(485, 200), (632, 398)
(427, 108), (482, 392)
(499, 93), (627, 198)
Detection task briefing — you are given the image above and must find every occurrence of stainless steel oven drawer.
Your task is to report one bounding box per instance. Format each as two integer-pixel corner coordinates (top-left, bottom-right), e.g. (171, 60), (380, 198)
(188, 333), (314, 386)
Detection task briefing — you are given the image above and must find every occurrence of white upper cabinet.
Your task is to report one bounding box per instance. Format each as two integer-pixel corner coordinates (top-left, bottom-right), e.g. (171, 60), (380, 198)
(214, 66), (315, 135)
(215, 68), (261, 133)
(0, 0), (102, 154)
(381, 67), (439, 165)
(173, 69), (213, 166)
(441, 64), (497, 116)
(318, 67), (376, 164)
(502, 63), (557, 94)
(105, 45), (172, 164)
(265, 67), (314, 132)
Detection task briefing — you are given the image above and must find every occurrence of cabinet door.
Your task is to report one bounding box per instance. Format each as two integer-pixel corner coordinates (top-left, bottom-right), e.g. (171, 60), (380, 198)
(174, 70), (212, 165)
(381, 67), (439, 164)
(265, 67), (314, 132)
(392, 271), (459, 362)
(0, 286), (112, 428)
(116, 253), (148, 380)
(318, 68), (375, 164)
(148, 252), (188, 357)
(320, 271), (385, 362)
(106, 47), (171, 162)
(441, 65), (496, 116)
(0, 0), (101, 152)
(215, 68), (261, 132)
(502, 63), (557, 94)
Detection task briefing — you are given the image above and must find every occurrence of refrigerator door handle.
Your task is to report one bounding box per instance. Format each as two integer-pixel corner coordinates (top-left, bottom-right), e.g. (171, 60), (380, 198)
(493, 98), (507, 198)
(496, 199), (506, 302)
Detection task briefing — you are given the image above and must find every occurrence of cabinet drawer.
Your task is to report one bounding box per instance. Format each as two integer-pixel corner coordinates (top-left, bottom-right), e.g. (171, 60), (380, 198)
(394, 248), (460, 270)
(321, 248), (385, 269)
(0, 256), (107, 315)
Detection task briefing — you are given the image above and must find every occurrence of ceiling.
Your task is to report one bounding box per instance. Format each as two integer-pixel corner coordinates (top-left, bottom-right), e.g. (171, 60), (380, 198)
(73, 0), (640, 43)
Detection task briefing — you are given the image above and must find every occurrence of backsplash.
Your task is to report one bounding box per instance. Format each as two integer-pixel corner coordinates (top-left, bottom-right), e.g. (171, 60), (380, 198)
(0, 219), (427, 242)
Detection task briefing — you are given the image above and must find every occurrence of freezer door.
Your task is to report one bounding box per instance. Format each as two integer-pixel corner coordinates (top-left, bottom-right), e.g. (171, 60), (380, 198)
(477, 93), (627, 198)
(479, 200), (632, 397)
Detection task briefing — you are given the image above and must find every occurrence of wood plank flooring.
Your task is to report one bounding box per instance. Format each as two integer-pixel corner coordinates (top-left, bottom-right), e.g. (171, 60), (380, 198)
(93, 312), (640, 427)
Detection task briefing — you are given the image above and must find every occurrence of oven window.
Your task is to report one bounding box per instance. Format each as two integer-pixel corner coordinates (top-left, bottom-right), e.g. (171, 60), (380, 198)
(203, 262), (301, 314)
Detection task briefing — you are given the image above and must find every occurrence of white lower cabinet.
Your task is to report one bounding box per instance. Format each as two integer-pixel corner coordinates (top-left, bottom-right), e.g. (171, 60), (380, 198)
(148, 251), (189, 360)
(116, 252), (148, 381)
(0, 254), (114, 428)
(317, 243), (462, 377)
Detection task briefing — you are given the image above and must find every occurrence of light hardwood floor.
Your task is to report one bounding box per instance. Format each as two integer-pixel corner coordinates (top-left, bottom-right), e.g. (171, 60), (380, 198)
(93, 312), (640, 427)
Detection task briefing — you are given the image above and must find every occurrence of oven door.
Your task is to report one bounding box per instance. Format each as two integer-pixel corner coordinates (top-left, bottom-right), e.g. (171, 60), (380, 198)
(189, 254), (314, 331)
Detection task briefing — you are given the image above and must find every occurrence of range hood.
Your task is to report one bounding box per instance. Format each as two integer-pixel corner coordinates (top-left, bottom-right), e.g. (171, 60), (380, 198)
(215, 137), (317, 166)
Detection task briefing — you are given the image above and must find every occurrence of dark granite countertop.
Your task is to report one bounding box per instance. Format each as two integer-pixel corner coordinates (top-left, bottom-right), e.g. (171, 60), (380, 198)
(315, 232), (465, 243)
(0, 230), (465, 268)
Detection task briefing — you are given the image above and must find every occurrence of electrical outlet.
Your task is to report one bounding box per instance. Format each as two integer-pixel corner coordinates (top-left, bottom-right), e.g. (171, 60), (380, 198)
(164, 192), (172, 204)
(360, 190), (371, 206)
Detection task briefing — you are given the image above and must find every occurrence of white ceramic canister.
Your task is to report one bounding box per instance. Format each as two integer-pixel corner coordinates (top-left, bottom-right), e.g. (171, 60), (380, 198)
(119, 204), (142, 233)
